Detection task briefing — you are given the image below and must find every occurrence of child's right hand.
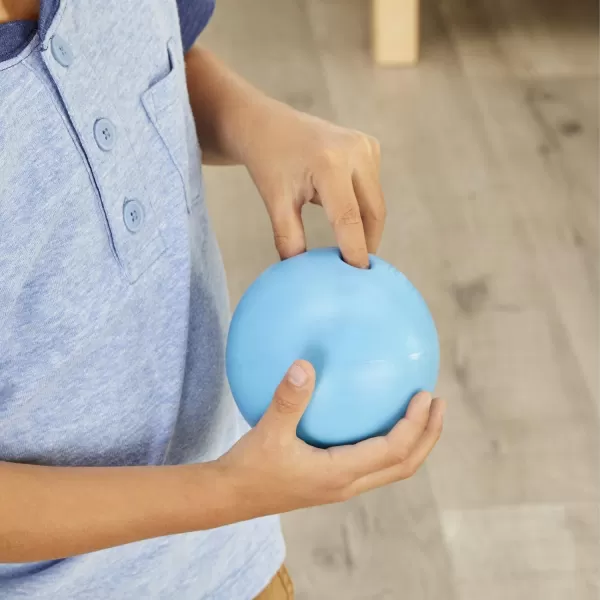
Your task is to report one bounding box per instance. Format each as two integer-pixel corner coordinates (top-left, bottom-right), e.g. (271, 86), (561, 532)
(216, 360), (445, 519)
(0, 361), (443, 563)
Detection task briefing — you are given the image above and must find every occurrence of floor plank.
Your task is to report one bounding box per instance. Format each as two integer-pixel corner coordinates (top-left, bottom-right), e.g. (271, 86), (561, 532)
(480, 0), (599, 78)
(201, 0), (599, 598)
(443, 503), (600, 599)
(283, 474), (457, 600)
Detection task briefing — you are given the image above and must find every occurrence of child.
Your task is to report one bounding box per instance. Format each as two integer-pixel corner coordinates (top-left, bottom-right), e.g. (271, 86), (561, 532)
(0, 1), (445, 598)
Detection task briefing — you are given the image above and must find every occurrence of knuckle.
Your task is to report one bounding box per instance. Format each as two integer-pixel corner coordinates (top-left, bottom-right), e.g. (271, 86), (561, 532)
(322, 473), (355, 502)
(350, 132), (367, 152)
(324, 463), (354, 491)
(273, 233), (290, 251)
(337, 485), (355, 503)
(353, 132), (380, 159)
(369, 202), (387, 223)
(402, 462), (419, 479)
(329, 469), (352, 491)
(273, 233), (304, 257)
(388, 443), (410, 464)
(369, 136), (381, 158)
(317, 147), (344, 172)
(333, 203), (362, 227)
(273, 388), (298, 414)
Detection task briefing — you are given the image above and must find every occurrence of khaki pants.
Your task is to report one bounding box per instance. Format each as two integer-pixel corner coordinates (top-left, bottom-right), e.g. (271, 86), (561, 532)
(254, 565), (294, 600)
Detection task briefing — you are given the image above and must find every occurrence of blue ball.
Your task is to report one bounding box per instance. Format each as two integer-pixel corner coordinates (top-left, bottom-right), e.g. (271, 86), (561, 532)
(226, 247), (439, 448)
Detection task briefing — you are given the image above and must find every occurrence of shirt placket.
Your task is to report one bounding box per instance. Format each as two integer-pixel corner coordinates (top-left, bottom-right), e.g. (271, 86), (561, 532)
(40, 30), (166, 283)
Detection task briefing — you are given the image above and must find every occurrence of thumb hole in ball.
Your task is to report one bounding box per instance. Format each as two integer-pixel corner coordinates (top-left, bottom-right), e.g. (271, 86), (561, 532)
(337, 248), (372, 270)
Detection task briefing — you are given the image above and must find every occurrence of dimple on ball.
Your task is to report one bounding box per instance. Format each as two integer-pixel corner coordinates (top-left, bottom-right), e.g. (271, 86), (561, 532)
(226, 247), (440, 448)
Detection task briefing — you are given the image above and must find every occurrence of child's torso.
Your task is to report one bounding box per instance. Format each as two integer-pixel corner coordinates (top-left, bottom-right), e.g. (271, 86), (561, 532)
(0, 1), (283, 597)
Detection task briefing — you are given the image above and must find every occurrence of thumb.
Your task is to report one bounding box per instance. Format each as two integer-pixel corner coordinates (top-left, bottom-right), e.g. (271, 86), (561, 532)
(270, 202), (306, 260)
(259, 360), (316, 437)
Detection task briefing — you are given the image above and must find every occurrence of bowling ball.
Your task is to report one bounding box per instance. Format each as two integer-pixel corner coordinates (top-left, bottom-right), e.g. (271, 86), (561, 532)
(226, 247), (439, 447)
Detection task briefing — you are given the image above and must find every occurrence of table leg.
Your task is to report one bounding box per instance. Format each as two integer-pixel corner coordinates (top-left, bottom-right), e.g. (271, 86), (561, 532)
(372, 0), (420, 65)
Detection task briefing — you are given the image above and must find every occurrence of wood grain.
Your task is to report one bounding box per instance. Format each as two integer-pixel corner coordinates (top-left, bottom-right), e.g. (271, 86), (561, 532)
(201, 1), (599, 597)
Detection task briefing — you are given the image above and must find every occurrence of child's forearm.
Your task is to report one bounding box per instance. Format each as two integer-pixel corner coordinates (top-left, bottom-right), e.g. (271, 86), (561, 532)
(184, 44), (281, 166)
(0, 371), (444, 563)
(0, 460), (238, 562)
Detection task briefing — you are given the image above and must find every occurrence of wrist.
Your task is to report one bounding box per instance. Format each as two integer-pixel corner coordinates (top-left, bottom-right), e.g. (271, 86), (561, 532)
(218, 92), (280, 166)
(170, 461), (242, 531)
(211, 454), (273, 523)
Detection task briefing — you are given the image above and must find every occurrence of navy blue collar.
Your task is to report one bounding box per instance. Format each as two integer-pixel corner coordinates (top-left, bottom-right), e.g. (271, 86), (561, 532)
(0, 0), (59, 62)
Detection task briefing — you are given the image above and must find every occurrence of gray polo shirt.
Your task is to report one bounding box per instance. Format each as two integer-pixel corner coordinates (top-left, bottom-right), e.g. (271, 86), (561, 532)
(0, 1), (284, 598)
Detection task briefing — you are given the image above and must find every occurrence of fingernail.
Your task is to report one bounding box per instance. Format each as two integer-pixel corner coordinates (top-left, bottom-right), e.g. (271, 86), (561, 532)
(287, 362), (308, 387)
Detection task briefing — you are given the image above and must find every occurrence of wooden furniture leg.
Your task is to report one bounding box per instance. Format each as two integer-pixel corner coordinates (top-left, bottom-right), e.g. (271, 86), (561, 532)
(372, 0), (420, 65)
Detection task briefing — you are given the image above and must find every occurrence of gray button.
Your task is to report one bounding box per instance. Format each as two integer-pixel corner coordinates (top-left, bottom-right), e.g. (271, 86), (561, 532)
(50, 35), (73, 67)
(94, 118), (116, 151)
(123, 199), (144, 233)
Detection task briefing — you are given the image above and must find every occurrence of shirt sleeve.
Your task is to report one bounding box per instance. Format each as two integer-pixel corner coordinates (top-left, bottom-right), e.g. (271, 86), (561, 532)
(176, 0), (216, 52)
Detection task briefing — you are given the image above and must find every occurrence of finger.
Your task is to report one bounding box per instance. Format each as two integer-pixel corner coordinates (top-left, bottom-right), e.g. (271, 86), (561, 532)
(397, 397), (445, 473)
(259, 360), (316, 439)
(325, 392), (433, 479)
(350, 398), (445, 495)
(352, 169), (385, 254)
(314, 165), (369, 268)
(268, 200), (307, 261)
(385, 391), (434, 461)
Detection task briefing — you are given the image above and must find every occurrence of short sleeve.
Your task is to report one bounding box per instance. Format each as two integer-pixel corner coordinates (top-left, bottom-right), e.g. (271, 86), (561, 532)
(176, 0), (216, 52)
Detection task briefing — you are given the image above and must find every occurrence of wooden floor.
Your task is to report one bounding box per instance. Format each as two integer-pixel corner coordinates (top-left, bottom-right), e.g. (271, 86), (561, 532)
(201, 1), (600, 598)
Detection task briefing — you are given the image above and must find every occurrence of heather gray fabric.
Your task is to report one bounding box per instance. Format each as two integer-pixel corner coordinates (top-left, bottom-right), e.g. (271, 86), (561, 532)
(0, 1), (284, 597)
(0, 0), (215, 62)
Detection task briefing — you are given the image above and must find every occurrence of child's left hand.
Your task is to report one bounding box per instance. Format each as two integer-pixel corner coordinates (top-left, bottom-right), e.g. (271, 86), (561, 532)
(186, 46), (385, 266)
(240, 100), (386, 269)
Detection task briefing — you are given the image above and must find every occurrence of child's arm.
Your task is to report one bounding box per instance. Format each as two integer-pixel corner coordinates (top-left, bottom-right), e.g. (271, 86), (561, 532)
(0, 460), (233, 562)
(185, 45), (385, 270)
(0, 362), (444, 562)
